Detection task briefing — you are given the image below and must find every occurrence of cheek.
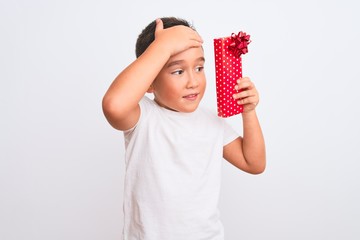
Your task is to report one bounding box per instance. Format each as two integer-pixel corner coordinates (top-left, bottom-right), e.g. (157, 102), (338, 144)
(152, 78), (166, 92)
(200, 75), (207, 87)
(202, 79), (207, 89)
(153, 79), (177, 98)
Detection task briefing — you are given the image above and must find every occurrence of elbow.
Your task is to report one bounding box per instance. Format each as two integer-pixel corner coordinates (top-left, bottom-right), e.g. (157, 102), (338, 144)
(102, 95), (116, 119)
(102, 94), (139, 131)
(102, 95), (126, 123)
(247, 157), (266, 175)
(250, 165), (266, 175)
(102, 92), (129, 117)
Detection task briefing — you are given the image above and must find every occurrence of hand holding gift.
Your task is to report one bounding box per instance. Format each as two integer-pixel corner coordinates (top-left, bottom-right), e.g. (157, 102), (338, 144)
(233, 77), (259, 113)
(214, 31), (251, 117)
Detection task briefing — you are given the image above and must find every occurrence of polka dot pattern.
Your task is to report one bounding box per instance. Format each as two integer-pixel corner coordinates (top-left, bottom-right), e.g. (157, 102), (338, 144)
(214, 37), (243, 118)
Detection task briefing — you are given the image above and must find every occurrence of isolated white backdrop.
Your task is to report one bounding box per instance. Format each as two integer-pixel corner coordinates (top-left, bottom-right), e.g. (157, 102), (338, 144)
(1, 0), (359, 239)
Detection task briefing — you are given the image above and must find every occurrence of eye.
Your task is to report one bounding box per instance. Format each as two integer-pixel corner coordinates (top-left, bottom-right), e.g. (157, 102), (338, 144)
(171, 69), (184, 75)
(195, 66), (204, 72)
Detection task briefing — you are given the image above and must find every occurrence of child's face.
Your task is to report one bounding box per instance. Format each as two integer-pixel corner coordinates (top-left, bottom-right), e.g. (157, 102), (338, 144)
(151, 47), (206, 113)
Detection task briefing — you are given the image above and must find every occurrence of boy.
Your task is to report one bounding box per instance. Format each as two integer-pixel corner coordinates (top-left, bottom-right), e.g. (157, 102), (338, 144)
(102, 17), (266, 240)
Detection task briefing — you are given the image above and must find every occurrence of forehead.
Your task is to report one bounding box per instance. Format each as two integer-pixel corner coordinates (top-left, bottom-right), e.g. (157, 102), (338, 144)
(166, 47), (205, 66)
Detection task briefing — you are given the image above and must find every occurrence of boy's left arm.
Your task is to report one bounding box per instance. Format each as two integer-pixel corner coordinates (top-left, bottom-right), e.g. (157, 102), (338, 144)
(223, 77), (266, 174)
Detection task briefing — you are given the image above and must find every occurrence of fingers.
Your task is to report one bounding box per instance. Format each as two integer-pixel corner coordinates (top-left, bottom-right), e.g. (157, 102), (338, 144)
(235, 77), (253, 90)
(189, 38), (203, 48)
(236, 96), (258, 105)
(192, 31), (203, 43)
(154, 18), (203, 56)
(181, 27), (203, 48)
(155, 18), (202, 44)
(233, 77), (259, 109)
(233, 88), (257, 100)
(155, 18), (164, 35)
(233, 77), (256, 98)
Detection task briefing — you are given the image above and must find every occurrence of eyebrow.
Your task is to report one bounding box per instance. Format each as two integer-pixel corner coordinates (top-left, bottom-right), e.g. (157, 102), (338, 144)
(166, 57), (205, 68)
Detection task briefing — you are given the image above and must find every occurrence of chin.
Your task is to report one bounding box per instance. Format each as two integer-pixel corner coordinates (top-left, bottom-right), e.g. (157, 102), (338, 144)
(182, 108), (197, 113)
(182, 104), (200, 113)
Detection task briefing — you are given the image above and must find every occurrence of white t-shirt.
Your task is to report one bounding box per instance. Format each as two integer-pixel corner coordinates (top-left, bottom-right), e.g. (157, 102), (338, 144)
(122, 96), (239, 240)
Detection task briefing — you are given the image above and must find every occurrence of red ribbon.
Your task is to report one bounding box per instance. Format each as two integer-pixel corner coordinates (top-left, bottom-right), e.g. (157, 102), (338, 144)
(228, 31), (251, 58)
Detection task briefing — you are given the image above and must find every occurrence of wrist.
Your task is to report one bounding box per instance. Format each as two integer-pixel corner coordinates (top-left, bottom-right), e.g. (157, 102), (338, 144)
(241, 109), (257, 119)
(140, 40), (171, 72)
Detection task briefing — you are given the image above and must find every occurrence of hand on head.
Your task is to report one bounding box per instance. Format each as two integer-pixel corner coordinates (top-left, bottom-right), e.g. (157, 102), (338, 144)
(154, 18), (203, 57)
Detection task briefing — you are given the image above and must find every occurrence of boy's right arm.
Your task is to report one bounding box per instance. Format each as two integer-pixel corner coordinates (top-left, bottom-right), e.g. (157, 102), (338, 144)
(102, 19), (203, 131)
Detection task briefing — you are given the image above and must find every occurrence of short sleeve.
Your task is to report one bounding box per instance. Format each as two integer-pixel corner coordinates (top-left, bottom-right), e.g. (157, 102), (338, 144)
(123, 96), (154, 134)
(222, 119), (239, 146)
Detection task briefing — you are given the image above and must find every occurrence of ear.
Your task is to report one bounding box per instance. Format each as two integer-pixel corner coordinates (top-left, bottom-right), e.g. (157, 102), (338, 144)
(147, 84), (154, 93)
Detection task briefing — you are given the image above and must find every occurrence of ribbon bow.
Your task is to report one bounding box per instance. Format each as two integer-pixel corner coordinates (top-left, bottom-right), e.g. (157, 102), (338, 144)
(228, 31), (251, 58)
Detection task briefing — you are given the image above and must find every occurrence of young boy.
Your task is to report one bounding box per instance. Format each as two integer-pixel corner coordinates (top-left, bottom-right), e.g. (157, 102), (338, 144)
(102, 17), (266, 240)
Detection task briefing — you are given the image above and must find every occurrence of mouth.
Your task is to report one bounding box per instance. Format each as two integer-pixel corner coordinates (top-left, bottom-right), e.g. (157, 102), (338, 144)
(183, 93), (199, 101)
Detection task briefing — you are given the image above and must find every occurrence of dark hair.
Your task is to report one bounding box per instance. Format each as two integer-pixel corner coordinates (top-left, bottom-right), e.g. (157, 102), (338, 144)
(135, 17), (195, 58)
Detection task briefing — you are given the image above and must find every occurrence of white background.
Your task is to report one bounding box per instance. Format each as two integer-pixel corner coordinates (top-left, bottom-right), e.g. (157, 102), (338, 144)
(1, 0), (359, 239)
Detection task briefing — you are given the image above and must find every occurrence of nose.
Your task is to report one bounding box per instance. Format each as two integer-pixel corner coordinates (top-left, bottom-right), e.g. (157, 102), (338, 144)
(186, 71), (199, 89)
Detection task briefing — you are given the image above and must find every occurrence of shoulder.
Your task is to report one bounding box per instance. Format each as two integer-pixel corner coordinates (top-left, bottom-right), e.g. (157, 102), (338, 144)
(124, 96), (156, 133)
(139, 95), (162, 116)
(198, 106), (239, 144)
(196, 106), (224, 125)
(139, 95), (156, 108)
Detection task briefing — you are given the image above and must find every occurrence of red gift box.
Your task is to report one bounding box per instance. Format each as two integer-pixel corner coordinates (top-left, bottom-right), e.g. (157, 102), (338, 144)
(214, 32), (251, 118)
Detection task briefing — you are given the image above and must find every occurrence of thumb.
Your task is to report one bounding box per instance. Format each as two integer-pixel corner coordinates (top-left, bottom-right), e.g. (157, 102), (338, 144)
(155, 18), (164, 35)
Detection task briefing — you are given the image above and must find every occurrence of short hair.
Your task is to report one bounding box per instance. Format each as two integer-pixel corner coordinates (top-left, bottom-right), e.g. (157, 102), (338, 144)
(135, 17), (195, 58)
